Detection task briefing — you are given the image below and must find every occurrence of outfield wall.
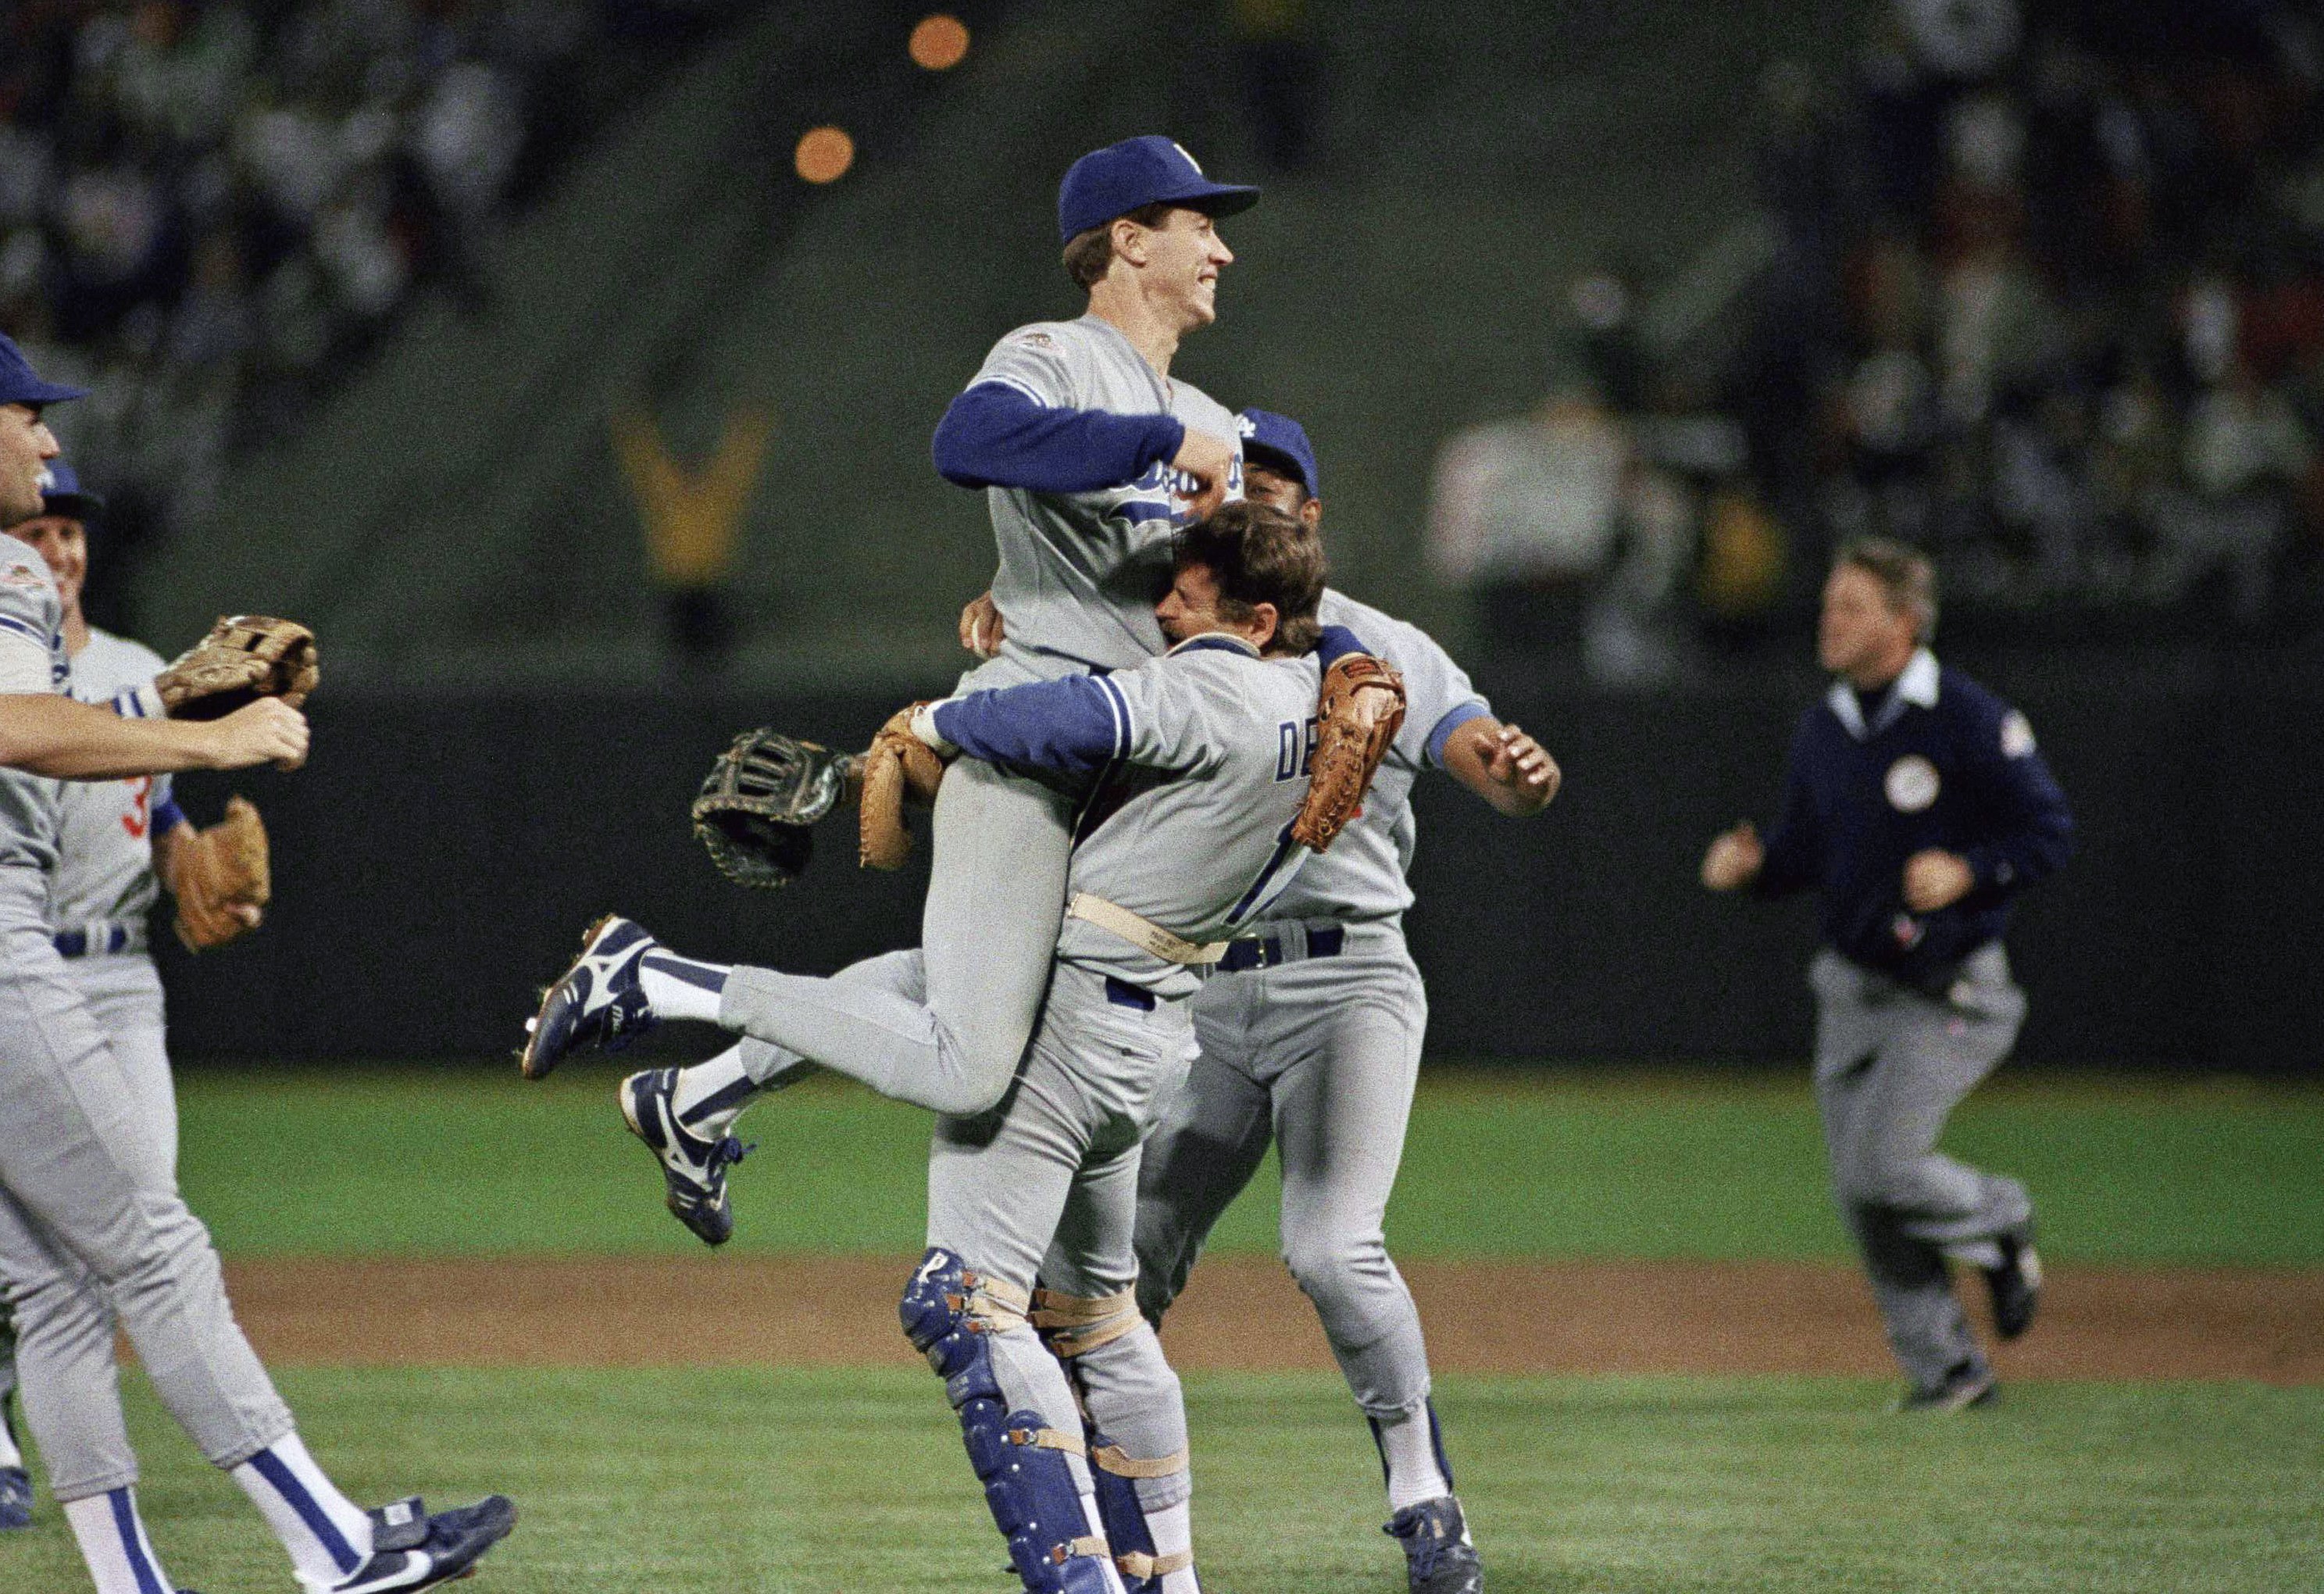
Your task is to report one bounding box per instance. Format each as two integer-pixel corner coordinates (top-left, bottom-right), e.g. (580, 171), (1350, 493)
(157, 661), (2321, 1071)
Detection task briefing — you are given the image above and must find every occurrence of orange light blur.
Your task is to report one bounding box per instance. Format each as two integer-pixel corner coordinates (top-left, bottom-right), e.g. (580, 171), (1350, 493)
(794, 127), (855, 184)
(909, 14), (969, 71)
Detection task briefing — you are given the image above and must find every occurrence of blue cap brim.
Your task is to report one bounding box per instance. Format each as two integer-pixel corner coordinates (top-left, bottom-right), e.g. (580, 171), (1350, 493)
(1172, 181), (1260, 218)
(41, 491), (103, 521)
(0, 377), (89, 408)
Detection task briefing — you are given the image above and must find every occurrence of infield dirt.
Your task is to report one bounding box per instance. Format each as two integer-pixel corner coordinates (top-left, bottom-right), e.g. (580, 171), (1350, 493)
(220, 1256), (2322, 1383)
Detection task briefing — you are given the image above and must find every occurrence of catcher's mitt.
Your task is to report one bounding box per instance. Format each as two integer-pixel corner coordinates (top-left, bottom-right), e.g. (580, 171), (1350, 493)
(691, 728), (851, 888)
(155, 616), (320, 721)
(859, 702), (950, 871)
(172, 796), (270, 952)
(1291, 653), (1407, 852)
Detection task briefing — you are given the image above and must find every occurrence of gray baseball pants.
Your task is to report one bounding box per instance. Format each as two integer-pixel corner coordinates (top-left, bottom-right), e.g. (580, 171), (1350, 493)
(0, 953), (172, 1434)
(1809, 943), (2033, 1389)
(1133, 922), (1434, 1420)
(923, 962), (1199, 1512)
(0, 895), (291, 1501)
(718, 759), (1069, 1117)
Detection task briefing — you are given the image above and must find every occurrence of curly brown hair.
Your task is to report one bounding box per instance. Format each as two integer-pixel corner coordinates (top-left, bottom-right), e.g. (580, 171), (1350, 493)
(1173, 499), (1326, 655)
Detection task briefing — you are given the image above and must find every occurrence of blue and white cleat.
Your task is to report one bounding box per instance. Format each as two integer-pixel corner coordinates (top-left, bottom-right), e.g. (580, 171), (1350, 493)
(331, 1495), (516, 1592)
(620, 1067), (752, 1246)
(1386, 1496), (1483, 1594)
(0, 1463), (30, 1531)
(519, 915), (657, 1080)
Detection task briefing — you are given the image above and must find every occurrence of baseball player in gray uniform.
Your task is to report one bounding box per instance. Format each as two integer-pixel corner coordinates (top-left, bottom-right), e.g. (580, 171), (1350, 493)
(0, 339), (513, 1594)
(619, 136), (1267, 1139)
(526, 503), (1358, 1594)
(1123, 411), (1555, 1594)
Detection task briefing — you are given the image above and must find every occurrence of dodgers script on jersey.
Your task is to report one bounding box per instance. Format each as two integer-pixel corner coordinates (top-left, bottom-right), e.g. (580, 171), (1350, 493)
(1256, 590), (1490, 924)
(969, 315), (1243, 677)
(1054, 638), (1320, 995)
(56, 627), (171, 926)
(0, 532), (67, 875)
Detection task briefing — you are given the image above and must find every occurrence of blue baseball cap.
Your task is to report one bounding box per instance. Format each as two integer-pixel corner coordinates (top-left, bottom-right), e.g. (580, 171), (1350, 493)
(38, 459), (103, 523)
(1058, 136), (1258, 244)
(1238, 408), (1320, 499)
(0, 333), (87, 410)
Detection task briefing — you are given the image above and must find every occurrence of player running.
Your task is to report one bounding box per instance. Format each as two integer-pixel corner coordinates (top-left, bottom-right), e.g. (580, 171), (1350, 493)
(525, 502), (1375, 1594)
(970, 409), (1558, 1594)
(0, 338), (515, 1594)
(1701, 536), (2072, 1410)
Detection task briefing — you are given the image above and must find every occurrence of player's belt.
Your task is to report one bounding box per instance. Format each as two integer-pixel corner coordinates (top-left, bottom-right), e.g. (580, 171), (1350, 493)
(1066, 894), (1228, 965)
(1217, 923), (1345, 974)
(54, 918), (147, 958)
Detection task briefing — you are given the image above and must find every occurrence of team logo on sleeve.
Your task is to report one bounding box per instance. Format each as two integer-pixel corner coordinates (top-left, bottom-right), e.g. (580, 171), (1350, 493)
(2000, 710), (2036, 758)
(1884, 755), (1940, 813)
(0, 562), (44, 588)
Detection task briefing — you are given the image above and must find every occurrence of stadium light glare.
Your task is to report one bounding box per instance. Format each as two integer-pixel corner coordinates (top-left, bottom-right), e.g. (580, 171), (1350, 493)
(909, 13), (970, 71)
(795, 127), (855, 184)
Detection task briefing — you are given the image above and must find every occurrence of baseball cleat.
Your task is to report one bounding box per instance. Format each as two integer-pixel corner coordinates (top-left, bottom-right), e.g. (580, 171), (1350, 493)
(1384, 1495), (1483, 1594)
(620, 1067), (753, 1246)
(330, 1494), (516, 1592)
(1983, 1222), (2042, 1340)
(0, 1463), (29, 1531)
(519, 914), (657, 1080)
(1895, 1361), (1997, 1412)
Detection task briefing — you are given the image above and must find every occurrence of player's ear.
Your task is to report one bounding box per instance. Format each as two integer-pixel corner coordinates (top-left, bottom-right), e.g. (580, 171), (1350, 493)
(1112, 216), (1151, 268)
(1300, 496), (1322, 531)
(1251, 602), (1278, 651)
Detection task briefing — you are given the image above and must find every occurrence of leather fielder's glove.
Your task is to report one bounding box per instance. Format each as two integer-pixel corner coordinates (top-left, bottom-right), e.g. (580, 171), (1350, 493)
(858, 702), (950, 871)
(691, 728), (851, 888)
(1292, 654), (1408, 852)
(172, 796), (270, 952)
(155, 616), (320, 720)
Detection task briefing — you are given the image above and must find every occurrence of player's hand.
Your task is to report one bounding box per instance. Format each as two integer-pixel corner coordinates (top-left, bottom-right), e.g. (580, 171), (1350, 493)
(1902, 849), (1973, 913)
(1484, 723), (1559, 810)
(202, 699), (309, 772)
(1701, 822), (1763, 891)
(1173, 428), (1235, 521)
(959, 590), (1005, 659)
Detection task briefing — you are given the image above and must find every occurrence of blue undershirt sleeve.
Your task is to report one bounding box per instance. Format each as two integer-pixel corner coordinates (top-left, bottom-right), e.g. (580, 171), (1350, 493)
(931, 383), (1187, 494)
(929, 676), (1129, 780)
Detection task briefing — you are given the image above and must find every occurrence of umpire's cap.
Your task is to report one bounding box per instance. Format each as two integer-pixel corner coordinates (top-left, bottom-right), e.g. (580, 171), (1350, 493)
(1058, 136), (1258, 243)
(37, 459), (103, 524)
(0, 333), (87, 409)
(1239, 409), (1322, 500)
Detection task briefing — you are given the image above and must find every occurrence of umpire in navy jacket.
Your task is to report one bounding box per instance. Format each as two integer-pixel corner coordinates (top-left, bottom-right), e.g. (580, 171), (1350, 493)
(1702, 536), (2072, 1410)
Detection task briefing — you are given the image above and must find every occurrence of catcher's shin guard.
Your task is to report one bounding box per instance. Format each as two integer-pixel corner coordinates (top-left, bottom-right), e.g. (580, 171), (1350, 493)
(901, 1249), (1115, 1593)
(1033, 1288), (1192, 1593)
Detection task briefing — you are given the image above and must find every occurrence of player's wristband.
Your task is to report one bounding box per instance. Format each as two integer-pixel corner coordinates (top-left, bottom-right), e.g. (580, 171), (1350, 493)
(113, 683), (166, 720)
(912, 699), (960, 757)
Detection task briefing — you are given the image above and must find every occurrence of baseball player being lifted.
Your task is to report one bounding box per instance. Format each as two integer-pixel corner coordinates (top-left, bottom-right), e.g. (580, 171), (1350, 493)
(0, 338), (515, 1594)
(969, 409), (1558, 1594)
(574, 136), (1376, 1146)
(1701, 536), (2072, 1410)
(526, 502), (1389, 1594)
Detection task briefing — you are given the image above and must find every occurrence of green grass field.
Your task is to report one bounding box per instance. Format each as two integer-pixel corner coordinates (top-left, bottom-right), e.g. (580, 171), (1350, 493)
(7, 1065), (2318, 1592)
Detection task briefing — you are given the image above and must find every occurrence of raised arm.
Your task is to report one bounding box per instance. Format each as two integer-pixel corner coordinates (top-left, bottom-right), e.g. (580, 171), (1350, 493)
(931, 382), (1191, 495)
(1438, 716), (1559, 816)
(0, 694), (307, 778)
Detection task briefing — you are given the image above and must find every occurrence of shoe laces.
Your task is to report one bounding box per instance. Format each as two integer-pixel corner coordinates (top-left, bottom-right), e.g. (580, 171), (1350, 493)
(1384, 1502), (1463, 1575)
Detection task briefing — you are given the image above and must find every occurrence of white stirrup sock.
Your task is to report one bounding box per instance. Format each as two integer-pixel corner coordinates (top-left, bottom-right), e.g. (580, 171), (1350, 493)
(0, 1411), (21, 1469)
(673, 1044), (759, 1137)
(1373, 1406), (1453, 1512)
(230, 1432), (375, 1591)
(64, 1489), (177, 1594)
(639, 952), (730, 1024)
(1151, 1500), (1200, 1592)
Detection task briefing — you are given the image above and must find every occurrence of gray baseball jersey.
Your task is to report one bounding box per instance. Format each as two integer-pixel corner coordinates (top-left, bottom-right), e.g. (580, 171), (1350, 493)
(969, 315), (1244, 678)
(56, 628), (172, 927)
(0, 531), (67, 877)
(1030, 638), (1322, 995)
(1256, 590), (1491, 926)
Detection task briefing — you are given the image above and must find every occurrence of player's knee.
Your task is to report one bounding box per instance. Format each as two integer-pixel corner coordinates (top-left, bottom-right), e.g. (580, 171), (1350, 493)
(1280, 1221), (1387, 1309)
(900, 1246), (1030, 1404)
(9, 1271), (115, 1350)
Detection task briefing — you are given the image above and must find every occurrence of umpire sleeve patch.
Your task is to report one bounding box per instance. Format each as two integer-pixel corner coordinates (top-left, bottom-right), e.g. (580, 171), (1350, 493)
(2001, 710), (2036, 758)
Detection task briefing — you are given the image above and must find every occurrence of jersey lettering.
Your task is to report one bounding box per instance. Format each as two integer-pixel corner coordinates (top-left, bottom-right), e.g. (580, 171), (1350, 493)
(1273, 717), (1319, 782)
(121, 775), (152, 840)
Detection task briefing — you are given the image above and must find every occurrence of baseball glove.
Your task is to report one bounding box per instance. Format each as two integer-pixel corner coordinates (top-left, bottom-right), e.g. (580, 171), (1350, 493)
(172, 796), (270, 952)
(155, 616), (320, 721)
(1291, 653), (1407, 852)
(858, 702), (950, 871)
(691, 728), (851, 888)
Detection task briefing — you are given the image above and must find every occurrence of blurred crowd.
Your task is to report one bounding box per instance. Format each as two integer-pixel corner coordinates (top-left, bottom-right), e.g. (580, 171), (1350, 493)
(1431, 0), (2324, 678)
(0, 0), (715, 620)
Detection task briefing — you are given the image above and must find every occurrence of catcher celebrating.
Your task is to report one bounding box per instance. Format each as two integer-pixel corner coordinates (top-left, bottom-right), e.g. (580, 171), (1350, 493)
(0, 341), (513, 1594)
(526, 502), (1396, 1594)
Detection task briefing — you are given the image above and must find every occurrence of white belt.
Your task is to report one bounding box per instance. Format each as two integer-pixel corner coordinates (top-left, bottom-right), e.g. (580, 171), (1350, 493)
(1066, 895), (1228, 965)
